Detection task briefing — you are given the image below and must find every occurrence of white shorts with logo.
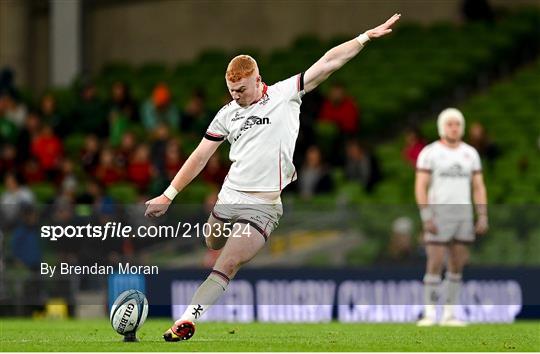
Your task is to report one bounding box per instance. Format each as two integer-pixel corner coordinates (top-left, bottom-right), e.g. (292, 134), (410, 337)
(424, 217), (475, 244)
(211, 186), (283, 241)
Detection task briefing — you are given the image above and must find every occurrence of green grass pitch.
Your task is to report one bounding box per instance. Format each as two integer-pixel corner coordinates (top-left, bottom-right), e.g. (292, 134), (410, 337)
(1, 319), (539, 351)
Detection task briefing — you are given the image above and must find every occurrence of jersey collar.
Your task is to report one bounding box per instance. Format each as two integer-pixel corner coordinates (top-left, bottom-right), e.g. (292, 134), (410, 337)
(251, 83), (268, 105)
(439, 139), (462, 149)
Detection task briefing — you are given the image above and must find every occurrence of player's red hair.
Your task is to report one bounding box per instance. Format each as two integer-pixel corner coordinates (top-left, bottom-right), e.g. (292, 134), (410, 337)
(226, 55), (258, 83)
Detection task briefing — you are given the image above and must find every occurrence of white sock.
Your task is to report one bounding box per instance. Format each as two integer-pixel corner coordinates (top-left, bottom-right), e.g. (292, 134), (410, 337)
(423, 273), (442, 319)
(179, 269), (230, 322)
(443, 272), (462, 319)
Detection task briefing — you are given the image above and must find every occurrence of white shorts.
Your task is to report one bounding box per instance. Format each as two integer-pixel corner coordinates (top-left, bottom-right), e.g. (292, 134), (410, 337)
(424, 217), (475, 244)
(211, 186), (283, 241)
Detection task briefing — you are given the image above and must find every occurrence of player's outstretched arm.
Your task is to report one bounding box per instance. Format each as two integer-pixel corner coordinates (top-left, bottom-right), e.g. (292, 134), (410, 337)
(303, 13), (401, 93)
(144, 138), (222, 217)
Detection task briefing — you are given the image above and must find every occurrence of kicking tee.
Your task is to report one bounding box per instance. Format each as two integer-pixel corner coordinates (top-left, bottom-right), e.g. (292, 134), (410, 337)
(204, 73), (305, 192)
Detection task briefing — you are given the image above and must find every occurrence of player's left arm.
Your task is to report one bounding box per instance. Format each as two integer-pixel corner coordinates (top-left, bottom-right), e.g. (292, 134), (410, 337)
(472, 172), (489, 235)
(303, 13), (401, 93)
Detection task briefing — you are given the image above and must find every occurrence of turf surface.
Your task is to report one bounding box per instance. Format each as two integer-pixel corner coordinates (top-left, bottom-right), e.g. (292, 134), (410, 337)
(1, 319), (539, 351)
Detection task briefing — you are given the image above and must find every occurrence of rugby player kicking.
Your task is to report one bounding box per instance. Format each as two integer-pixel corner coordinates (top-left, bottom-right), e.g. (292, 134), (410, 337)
(145, 13), (401, 341)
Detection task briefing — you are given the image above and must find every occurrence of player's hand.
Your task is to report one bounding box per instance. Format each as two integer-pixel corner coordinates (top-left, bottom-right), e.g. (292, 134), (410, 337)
(144, 194), (173, 218)
(475, 215), (489, 235)
(423, 219), (438, 234)
(366, 13), (401, 39)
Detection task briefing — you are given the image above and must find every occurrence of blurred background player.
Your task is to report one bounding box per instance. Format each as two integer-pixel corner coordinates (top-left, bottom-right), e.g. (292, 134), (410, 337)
(144, 14), (401, 341)
(415, 108), (488, 326)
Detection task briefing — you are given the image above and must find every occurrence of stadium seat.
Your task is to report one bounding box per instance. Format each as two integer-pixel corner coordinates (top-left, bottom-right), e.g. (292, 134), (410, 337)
(107, 183), (138, 204)
(30, 182), (57, 203)
(314, 121), (339, 158)
(346, 239), (382, 265)
(525, 229), (540, 265)
(63, 133), (86, 158)
(177, 181), (215, 203)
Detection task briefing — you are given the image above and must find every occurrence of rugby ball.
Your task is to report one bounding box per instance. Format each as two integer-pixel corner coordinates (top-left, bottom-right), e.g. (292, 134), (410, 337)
(110, 289), (148, 335)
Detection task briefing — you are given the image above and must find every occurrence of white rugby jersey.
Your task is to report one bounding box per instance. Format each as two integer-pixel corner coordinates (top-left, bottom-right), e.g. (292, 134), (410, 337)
(204, 74), (305, 191)
(417, 141), (482, 205)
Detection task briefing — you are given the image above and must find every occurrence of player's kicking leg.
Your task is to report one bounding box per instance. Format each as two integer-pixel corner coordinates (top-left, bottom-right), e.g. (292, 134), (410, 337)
(440, 241), (470, 327)
(164, 221), (266, 341)
(417, 243), (446, 327)
(163, 215), (228, 341)
(205, 214), (230, 250)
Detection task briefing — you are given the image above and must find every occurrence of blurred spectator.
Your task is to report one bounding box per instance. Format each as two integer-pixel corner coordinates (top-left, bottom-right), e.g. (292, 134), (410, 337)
(80, 134), (101, 174)
(21, 158), (44, 184)
(202, 153), (228, 187)
(52, 172), (77, 216)
(11, 204), (42, 270)
(180, 89), (211, 136)
(17, 110), (42, 161)
(164, 138), (184, 180)
(39, 93), (62, 132)
(517, 155), (530, 175)
(31, 125), (63, 178)
(57, 158), (78, 196)
(50, 195), (79, 263)
(402, 127), (426, 167)
(108, 81), (138, 147)
(124, 195), (153, 247)
(141, 83), (179, 131)
(108, 81), (138, 121)
(467, 122), (500, 169)
(0, 97), (19, 144)
(295, 88), (323, 167)
(94, 200), (121, 264)
(318, 82), (359, 136)
(150, 124), (171, 176)
(0, 90), (27, 128)
(74, 81), (107, 135)
(378, 216), (421, 265)
(0, 172), (35, 229)
(298, 146), (333, 199)
(77, 178), (111, 208)
(127, 144), (154, 192)
(115, 131), (137, 169)
(76, 179), (117, 263)
(109, 109), (130, 147)
(345, 140), (381, 193)
(94, 148), (123, 187)
(0, 144), (17, 178)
